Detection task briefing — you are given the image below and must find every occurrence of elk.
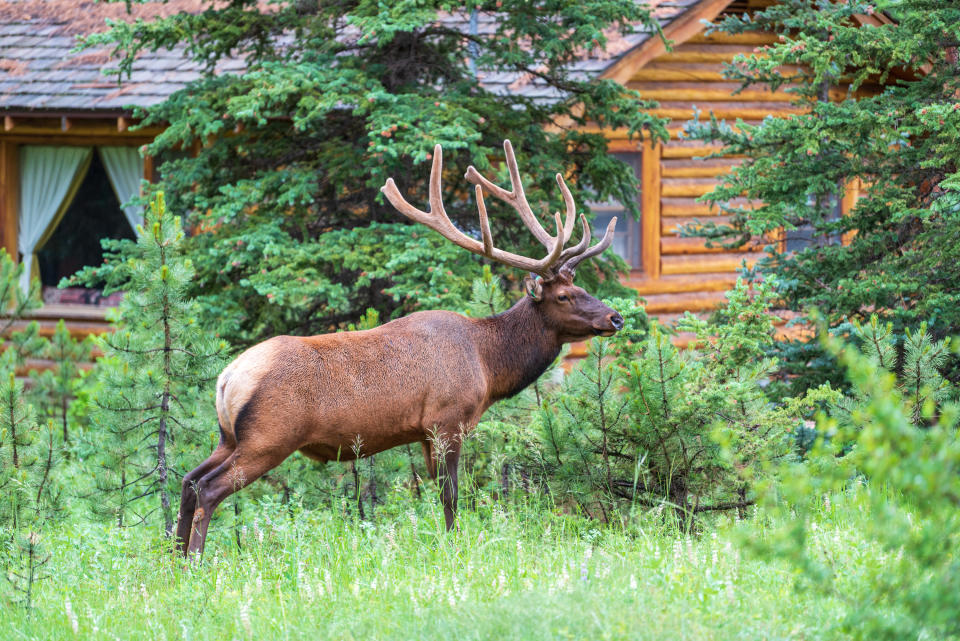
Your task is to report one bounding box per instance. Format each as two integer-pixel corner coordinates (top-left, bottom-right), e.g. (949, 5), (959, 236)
(176, 140), (623, 557)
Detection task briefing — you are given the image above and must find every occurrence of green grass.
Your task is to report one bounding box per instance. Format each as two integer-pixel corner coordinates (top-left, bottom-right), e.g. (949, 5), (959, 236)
(2, 492), (877, 641)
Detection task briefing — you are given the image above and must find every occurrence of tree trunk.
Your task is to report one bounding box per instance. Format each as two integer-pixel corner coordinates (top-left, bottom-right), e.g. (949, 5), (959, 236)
(158, 245), (174, 537)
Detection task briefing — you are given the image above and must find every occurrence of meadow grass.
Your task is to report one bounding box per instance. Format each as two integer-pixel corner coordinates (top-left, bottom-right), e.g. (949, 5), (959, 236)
(2, 490), (877, 641)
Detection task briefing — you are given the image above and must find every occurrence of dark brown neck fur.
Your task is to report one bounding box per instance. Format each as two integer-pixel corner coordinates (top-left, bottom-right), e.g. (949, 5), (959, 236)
(474, 297), (562, 402)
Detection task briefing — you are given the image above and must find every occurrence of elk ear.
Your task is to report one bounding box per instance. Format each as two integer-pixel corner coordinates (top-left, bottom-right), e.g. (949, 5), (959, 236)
(524, 275), (543, 301)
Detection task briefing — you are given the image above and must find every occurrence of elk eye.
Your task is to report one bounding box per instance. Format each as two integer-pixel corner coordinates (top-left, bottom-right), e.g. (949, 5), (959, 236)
(557, 294), (569, 302)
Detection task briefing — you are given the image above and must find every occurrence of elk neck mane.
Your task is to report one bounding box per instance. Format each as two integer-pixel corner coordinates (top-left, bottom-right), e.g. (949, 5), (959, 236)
(473, 296), (562, 402)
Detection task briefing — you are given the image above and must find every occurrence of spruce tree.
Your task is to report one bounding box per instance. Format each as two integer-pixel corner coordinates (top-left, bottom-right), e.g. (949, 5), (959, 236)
(78, 192), (228, 536)
(82, 0), (666, 345)
(684, 1), (960, 387)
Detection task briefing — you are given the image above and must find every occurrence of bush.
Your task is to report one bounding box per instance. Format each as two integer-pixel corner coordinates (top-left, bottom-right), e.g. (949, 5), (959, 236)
(463, 278), (833, 528)
(752, 328), (960, 640)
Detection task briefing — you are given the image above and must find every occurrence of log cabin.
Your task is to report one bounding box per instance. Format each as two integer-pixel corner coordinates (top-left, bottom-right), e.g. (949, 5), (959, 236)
(0, 0), (893, 348)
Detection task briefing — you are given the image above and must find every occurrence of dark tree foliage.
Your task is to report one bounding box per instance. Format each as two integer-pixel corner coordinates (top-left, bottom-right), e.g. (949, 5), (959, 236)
(86, 0), (668, 345)
(683, 1), (960, 390)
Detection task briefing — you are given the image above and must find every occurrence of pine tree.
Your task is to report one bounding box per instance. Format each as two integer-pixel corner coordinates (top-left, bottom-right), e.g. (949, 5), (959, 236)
(0, 373), (40, 534)
(0, 248), (64, 613)
(79, 192), (229, 536)
(533, 279), (836, 526)
(0, 382), (62, 613)
(30, 320), (92, 445)
(0, 249), (45, 374)
(841, 315), (954, 427)
(761, 330), (960, 640)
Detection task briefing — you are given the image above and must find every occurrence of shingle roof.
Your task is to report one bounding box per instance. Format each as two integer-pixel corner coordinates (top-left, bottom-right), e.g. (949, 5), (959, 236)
(0, 0), (704, 113)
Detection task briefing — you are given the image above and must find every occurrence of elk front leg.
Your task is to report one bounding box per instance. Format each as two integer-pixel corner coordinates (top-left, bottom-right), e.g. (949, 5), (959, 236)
(437, 446), (461, 531)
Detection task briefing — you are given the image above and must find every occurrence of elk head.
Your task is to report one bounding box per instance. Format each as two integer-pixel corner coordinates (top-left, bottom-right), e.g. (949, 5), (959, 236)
(381, 139), (624, 341)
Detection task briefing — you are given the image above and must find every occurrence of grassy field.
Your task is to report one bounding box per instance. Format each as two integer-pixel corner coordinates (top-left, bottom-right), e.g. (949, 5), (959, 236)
(3, 491), (876, 641)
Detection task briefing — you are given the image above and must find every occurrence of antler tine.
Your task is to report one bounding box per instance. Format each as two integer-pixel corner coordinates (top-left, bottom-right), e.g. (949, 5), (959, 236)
(557, 213), (591, 264)
(381, 145), (466, 241)
(382, 144), (567, 278)
(555, 173), (577, 244)
(465, 140), (556, 249)
(475, 184), (493, 256)
(560, 216), (618, 275)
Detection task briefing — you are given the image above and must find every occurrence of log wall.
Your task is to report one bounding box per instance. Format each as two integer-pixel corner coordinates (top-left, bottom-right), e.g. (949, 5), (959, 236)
(602, 23), (871, 340)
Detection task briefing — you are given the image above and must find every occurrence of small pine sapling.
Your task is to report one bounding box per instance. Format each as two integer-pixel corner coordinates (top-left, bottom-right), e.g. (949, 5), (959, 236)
(838, 315), (954, 429)
(0, 375), (63, 613)
(757, 332), (960, 640)
(530, 298), (646, 519)
(79, 192), (229, 536)
(0, 249), (41, 338)
(0, 249), (46, 374)
(30, 320), (92, 444)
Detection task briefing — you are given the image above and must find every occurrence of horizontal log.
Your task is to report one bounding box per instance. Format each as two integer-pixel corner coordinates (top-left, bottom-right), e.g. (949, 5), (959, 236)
(661, 143), (727, 158)
(653, 107), (802, 121)
(596, 121), (764, 142)
(653, 98), (805, 110)
(662, 252), (765, 274)
(0, 118), (162, 138)
(2, 319), (110, 340)
(605, 138), (642, 153)
(23, 303), (109, 322)
(662, 177), (724, 198)
(686, 31), (781, 46)
(662, 158), (740, 178)
(659, 44), (771, 64)
(662, 215), (733, 234)
(632, 62), (801, 83)
(629, 83), (799, 103)
(661, 197), (759, 216)
(625, 272), (739, 295)
(642, 290), (729, 314)
(661, 236), (762, 255)
(15, 358), (96, 377)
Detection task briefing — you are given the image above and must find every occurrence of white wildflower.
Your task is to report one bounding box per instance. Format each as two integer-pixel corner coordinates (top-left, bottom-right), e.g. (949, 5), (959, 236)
(64, 596), (79, 634)
(239, 599), (252, 636)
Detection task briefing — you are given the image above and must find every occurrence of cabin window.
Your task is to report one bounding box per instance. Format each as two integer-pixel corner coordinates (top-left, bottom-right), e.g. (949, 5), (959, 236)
(36, 151), (136, 303)
(784, 192), (843, 252)
(589, 152), (641, 268)
(17, 144), (142, 306)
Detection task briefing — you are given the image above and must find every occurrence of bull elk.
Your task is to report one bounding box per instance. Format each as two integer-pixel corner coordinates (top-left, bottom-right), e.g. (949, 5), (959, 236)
(177, 140), (623, 556)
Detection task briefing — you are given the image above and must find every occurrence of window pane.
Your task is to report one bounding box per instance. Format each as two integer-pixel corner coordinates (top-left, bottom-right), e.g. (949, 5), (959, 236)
(591, 209), (630, 261)
(37, 152), (135, 291)
(587, 151), (641, 267)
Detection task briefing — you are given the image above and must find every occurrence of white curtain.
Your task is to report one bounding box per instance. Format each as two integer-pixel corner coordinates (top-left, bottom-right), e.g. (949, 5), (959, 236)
(99, 146), (145, 232)
(18, 146), (92, 293)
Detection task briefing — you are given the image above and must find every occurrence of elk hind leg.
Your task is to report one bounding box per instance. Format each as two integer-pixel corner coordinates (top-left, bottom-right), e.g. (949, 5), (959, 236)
(185, 448), (282, 559)
(176, 443), (233, 555)
(421, 440), (437, 480)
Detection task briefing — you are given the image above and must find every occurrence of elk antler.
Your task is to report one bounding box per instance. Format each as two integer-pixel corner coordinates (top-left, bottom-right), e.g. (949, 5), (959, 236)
(381, 140), (617, 278)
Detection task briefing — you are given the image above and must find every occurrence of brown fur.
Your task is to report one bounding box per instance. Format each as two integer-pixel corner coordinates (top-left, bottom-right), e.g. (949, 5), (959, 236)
(176, 274), (622, 556)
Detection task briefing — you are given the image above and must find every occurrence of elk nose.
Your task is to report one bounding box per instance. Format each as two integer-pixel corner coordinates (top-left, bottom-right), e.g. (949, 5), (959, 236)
(608, 312), (624, 330)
